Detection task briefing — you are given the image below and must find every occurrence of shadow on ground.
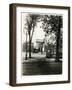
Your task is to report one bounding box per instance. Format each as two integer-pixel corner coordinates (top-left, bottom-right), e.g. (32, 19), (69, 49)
(22, 58), (62, 75)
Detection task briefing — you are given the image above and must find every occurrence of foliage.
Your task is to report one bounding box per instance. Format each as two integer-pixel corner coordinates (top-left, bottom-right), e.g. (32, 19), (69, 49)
(42, 15), (63, 33)
(25, 14), (40, 41)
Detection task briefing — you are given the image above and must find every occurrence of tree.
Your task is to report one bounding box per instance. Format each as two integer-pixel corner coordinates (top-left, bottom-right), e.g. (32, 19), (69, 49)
(24, 14), (39, 58)
(41, 15), (63, 61)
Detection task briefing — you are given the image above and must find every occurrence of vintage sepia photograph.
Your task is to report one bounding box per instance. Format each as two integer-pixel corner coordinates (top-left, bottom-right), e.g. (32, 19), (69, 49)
(22, 13), (63, 75)
(9, 4), (70, 86)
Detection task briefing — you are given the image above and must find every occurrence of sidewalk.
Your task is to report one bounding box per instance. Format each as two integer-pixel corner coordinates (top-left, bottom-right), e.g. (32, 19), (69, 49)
(22, 57), (62, 63)
(22, 52), (62, 63)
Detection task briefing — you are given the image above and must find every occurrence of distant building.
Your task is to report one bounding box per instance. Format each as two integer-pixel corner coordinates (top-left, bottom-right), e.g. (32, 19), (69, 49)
(36, 39), (45, 53)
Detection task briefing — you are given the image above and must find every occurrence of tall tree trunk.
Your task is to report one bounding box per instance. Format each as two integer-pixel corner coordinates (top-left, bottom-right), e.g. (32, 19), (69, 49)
(56, 27), (60, 62)
(29, 34), (31, 58)
(25, 31), (27, 60)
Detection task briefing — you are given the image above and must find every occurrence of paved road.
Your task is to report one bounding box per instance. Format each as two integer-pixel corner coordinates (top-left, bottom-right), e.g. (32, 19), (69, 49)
(22, 59), (62, 75)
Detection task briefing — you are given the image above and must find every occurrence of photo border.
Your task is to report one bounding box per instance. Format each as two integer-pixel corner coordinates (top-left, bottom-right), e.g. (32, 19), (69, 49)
(9, 3), (70, 86)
